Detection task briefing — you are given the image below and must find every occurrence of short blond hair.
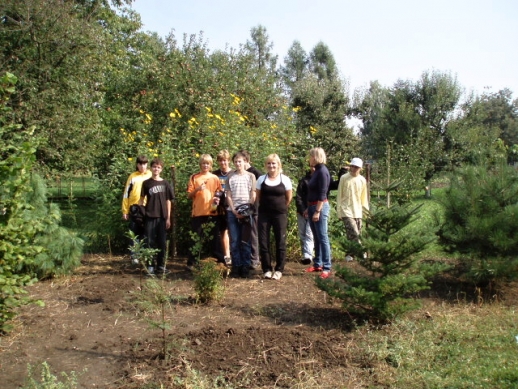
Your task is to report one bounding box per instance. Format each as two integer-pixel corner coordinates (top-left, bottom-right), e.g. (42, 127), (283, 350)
(199, 154), (213, 167)
(310, 147), (327, 164)
(216, 149), (230, 162)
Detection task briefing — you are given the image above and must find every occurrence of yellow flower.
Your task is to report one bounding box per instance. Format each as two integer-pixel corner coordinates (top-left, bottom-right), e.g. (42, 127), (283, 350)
(128, 157), (133, 161)
(169, 112), (176, 118)
(310, 126), (317, 134)
(175, 108), (182, 117)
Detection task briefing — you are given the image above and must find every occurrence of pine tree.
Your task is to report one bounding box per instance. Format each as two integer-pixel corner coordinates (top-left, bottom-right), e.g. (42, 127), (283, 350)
(438, 163), (518, 285)
(318, 203), (445, 322)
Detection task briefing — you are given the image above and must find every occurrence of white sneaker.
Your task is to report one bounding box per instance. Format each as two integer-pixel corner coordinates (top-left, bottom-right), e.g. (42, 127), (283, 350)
(131, 258), (139, 265)
(345, 255), (353, 262)
(272, 271), (282, 280)
(264, 271), (272, 279)
(224, 256), (232, 266)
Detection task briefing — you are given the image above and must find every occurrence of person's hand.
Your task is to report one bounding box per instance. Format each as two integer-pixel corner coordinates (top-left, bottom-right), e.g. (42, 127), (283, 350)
(166, 219), (171, 229)
(123, 214), (129, 221)
(303, 210), (308, 219)
(312, 211), (320, 222)
(198, 181), (207, 192)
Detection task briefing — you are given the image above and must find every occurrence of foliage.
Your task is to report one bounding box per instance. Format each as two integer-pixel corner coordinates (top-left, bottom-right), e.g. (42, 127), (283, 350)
(437, 164), (518, 285)
(446, 88), (517, 165)
(355, 71), (462, 193)
(193, 260), (225, 304)
(318, 203), (445, 322)
(0, 0), (133, 174)
(284, 41), (358, 172)
(22, 361), (80, 389)
(21, 174), (84, 279)
(0, 72), (42, 332)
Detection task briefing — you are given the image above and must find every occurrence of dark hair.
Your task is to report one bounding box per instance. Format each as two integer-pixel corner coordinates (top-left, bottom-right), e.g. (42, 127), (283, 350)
(150, 158), (164, 168)
(135, 155), (148, 170)
(232, 151), (247, 162)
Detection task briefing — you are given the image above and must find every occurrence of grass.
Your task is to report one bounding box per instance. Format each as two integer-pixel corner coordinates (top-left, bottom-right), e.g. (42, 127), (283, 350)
(355, 303), (518, 388)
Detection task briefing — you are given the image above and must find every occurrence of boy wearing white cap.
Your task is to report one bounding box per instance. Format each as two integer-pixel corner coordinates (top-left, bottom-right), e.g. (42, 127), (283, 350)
(336, 158), (369, 261)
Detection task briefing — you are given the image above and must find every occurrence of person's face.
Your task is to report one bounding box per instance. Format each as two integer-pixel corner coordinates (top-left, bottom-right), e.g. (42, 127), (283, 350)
(137, 162), (148, 173)
(151, 163), (163, 177)
(218, 158), (230, 172)
(349, 165), (361, 176)
(266, 159), (278, 175)
(233, 157), (245, 172)
(309, 155), (316, 167)
(200, 160), (211, 173)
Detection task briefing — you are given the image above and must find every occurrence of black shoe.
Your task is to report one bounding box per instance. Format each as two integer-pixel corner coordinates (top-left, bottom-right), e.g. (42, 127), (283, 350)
(239, 267), (250, 278)
(301, 258), (312, 265)
(231, 266), (242, 277)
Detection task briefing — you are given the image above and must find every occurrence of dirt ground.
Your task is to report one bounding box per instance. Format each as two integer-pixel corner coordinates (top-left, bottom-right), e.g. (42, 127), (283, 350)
(0, 254), (510, 389)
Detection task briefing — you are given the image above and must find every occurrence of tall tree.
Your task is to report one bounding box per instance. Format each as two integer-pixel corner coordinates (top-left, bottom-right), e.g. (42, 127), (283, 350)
(0, 0), (133, 174)
(244, 25), (277, 71)
(354, 71), (462, 196)
(288, 42), (357, 171)
(280, 40), (308, 92)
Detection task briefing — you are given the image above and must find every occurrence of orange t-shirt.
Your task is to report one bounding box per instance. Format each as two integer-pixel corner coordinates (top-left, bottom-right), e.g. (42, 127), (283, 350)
(187, 172), (223, 217)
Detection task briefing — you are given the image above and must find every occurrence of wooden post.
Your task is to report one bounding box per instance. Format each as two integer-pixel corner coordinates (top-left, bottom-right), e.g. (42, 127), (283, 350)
(365, 163), (371, 203)
(169, 165), (177, 260)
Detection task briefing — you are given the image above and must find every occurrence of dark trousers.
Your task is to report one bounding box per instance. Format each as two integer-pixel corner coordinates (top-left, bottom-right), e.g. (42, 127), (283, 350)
(258, 212), (288, 273)
(188, 216), (224, 266)
(144, 217), (167, 269)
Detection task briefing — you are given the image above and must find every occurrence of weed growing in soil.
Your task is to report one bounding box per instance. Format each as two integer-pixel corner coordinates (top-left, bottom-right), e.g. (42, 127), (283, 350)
(22, 361), (81, 389)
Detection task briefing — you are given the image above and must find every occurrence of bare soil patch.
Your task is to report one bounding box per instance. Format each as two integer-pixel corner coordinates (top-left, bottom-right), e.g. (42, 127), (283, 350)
(1, 254), (514, 388)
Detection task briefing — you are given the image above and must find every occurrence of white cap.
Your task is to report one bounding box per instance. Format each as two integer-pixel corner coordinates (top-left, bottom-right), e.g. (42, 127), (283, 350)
(350, 157), (363, 168)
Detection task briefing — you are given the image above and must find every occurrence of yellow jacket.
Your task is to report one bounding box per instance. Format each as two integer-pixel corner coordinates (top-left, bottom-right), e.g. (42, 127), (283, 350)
(122, 170), (152, 215)
(336, 173), (369, 219)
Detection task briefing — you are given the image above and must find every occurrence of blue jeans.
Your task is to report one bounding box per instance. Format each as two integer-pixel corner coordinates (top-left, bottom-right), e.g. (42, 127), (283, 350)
(308, 202), (331, 271)
(227, 212), (252, 268)
(297, 213), (314, 260)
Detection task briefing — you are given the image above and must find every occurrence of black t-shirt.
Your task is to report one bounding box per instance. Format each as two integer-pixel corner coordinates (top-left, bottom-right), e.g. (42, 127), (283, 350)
(141, 178), (174, 219)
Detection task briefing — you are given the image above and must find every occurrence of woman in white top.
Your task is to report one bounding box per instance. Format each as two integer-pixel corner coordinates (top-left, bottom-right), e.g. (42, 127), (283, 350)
(256, 154), (293, 280)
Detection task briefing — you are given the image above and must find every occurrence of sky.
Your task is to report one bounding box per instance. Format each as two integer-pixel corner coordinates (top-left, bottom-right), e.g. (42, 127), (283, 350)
(131, 0), (518, 98)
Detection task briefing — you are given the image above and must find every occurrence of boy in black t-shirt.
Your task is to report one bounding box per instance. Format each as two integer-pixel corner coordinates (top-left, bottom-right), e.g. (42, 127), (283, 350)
(139, 158), (174, 275)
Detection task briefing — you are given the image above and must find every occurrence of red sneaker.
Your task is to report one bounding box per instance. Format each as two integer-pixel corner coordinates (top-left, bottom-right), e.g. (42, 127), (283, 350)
(305, 266), (323, 273)
(319, 271), (331, 279)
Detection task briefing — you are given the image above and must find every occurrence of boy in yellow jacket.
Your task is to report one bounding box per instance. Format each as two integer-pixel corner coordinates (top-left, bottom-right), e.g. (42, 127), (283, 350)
(122, 155), (151, 263)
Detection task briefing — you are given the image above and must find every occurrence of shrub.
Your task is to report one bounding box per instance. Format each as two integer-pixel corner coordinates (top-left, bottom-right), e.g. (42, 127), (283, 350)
(193, 260), (225, 304)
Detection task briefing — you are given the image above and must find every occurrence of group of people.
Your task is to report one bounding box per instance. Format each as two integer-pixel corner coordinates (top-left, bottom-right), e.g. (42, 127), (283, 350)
(121, 148), (369, 280)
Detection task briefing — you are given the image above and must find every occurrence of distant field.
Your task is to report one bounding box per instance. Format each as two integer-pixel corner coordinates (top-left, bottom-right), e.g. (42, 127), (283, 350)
(46, 176), (99, 199)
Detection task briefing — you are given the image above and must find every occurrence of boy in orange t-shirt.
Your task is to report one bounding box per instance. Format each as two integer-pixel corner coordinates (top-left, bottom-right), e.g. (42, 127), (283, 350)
(187, 154), (225, 268)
